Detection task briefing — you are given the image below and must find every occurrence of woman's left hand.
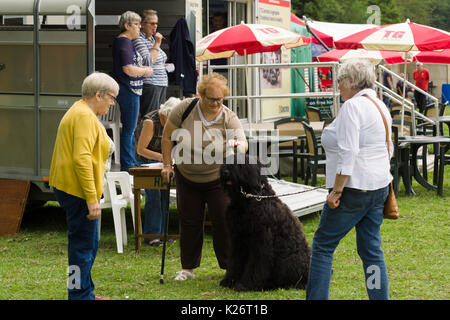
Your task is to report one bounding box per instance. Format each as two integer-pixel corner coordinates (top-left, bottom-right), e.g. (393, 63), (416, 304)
(327, 192), (342, 209)
(86, 202), (101, 220)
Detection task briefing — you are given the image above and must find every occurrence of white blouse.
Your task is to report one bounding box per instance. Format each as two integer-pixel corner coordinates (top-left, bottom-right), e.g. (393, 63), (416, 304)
(321, 88), (393, 190)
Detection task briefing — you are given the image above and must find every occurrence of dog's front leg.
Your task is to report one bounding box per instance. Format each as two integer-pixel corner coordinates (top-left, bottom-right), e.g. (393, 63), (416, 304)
(234, 230), (274, 291)
(220, 236), (247, 288)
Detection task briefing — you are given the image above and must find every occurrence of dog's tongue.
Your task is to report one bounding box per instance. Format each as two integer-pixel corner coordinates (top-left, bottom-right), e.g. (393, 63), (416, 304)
(226, 181), (232, 185)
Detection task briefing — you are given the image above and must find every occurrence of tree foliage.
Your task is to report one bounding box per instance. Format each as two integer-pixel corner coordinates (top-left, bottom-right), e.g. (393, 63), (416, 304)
(291, 0), (447, 29)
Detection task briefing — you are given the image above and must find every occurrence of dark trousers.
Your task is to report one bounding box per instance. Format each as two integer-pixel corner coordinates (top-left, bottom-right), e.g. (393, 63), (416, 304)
(140, 83), (167, 118)
(414, 90), (427, 113)
(175, 167), (231, 270)
(53, 188), (99, 300)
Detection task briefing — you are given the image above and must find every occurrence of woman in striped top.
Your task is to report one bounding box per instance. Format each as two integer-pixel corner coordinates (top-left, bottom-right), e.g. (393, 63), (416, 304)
(133, 10), (174, 119)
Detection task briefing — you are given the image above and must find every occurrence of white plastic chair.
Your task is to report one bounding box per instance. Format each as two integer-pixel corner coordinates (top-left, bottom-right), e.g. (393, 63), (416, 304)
(99, 101), (121, 165)
(99, 171), (136, 253)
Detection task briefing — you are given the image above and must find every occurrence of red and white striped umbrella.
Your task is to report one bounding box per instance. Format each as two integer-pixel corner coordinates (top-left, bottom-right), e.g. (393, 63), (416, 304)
(335, 20), (450, 52)
(290, 13), (334, 48)
(412, 49), (450, 64)
(196, 23), (310, 62)
(317, 48), (406, 65)
(335, 20), (450, 136)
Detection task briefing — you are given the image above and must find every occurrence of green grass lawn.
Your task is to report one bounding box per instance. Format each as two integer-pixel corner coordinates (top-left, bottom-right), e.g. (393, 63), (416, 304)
(0, 164), (448, 300)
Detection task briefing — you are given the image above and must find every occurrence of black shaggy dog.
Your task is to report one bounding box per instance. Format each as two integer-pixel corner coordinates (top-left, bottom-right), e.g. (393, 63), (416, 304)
(220, 154), (311, 291)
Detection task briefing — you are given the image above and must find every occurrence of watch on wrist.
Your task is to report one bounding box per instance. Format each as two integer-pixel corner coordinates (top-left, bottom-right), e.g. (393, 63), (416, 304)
(332, 189), (342, 195)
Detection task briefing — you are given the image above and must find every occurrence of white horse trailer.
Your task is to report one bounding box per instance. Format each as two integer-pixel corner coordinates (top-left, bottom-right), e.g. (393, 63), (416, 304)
(0, 0), (194, 208)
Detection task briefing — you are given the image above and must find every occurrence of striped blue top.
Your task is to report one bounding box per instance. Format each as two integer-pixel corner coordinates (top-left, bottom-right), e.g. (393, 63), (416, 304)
(133, 31), (168, 87)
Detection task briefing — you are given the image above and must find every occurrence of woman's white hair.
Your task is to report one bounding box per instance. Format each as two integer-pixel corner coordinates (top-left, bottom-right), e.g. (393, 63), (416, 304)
(81, 72), (119, 98)
(118, 11), (141, 32)
(338, 58), (376, 90)
(159, 97), (181, 117)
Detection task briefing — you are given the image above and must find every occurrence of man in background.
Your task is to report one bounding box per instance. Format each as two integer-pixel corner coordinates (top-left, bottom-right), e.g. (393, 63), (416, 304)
(413, 62), (430, 113)
(382, 64), (394, 108)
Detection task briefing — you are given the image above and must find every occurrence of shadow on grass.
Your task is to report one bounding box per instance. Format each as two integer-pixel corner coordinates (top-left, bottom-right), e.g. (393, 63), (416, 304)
(20, 203), (181, 237)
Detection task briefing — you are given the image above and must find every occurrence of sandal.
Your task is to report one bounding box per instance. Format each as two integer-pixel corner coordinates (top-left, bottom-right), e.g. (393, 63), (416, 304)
(174, 270), (195, 281)
(149, 240), (163, 247)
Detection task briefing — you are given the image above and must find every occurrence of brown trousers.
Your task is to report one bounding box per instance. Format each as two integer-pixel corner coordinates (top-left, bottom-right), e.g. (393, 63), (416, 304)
(175, 167), (231, 270)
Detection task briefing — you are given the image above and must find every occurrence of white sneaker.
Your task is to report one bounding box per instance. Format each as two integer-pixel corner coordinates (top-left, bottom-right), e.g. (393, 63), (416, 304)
(174, 270), (195, 281)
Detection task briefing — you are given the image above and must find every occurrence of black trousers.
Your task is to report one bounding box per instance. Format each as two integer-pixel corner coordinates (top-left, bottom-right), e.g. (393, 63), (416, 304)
(175, 167), (231, 270)
(414, 90), (427, 113)
(140, 83), (167, 118)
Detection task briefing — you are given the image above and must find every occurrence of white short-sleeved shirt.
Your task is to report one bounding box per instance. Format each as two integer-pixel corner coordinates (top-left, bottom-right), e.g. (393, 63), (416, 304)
(321, 88), (393, 190)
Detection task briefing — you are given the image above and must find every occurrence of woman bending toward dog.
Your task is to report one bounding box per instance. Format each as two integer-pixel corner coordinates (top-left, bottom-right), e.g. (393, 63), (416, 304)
(161, 73), (248, 281)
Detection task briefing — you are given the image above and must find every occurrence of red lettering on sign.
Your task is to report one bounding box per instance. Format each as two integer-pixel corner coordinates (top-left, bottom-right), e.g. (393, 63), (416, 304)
(392, 31), (405, 39)
(383, 30), (394, 38)
(256, 27), (280, 35)
(199, 34), (215, 44)
(382, 30), (405, 39)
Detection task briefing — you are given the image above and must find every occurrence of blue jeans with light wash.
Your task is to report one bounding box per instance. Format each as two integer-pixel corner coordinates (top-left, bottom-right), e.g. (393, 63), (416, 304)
(143, 188), (169, 243)
(306, 186), (390, 300)
(53, 188), (99, 300)
(116, 84), (140, 172)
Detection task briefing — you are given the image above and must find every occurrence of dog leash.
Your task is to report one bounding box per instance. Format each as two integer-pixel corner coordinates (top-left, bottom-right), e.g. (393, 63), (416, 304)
(240, 184), (327, 201)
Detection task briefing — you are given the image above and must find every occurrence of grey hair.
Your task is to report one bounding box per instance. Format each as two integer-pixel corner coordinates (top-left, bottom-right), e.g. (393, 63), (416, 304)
(81, 72), (119, 99)
(118, 11), (141, 32)
(159, 97), (181, 118)
(142, 9), (158, 22)
(338, 58), (376, 90)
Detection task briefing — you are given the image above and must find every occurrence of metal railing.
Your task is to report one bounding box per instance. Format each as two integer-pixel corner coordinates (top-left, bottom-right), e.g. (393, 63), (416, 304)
(377, 64), (440, 136)
(207, 61), (340, 124)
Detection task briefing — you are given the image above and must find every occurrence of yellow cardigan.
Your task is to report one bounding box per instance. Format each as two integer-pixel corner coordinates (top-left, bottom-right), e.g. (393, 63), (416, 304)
(49, 100), (110, 203)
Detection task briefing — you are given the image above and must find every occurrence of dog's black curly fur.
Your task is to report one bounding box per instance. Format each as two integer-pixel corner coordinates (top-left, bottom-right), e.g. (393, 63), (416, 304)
(219, 154), (311, 291)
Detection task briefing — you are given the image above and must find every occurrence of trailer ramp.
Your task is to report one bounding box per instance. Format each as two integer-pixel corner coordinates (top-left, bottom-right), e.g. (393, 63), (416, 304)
(169, 178), (327, 218)
(0, 180), (30, 236)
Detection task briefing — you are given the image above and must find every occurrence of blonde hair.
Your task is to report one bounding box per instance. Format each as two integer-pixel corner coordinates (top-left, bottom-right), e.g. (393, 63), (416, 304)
(81, 72), (119, 98)
(118, 11), (141, 32)
(197, 73), (230, 97)
(159, 97), (181, 118)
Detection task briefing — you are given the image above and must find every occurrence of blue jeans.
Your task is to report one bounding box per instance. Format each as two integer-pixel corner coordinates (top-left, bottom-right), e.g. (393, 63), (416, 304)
(143, 188), (169, 243)
(306, 186), (390, 300)
(53, 188), (99, 300)
(116, 84), (140, 172)
(383, 96), (391, 109)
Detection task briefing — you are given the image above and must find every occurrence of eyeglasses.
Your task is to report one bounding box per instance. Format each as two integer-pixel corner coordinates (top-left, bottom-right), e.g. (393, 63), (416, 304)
(143, 21), (158, 26)
(130, 22), (141, 27)
(206, 96), (224, 103)
(105, 93), (117, 104)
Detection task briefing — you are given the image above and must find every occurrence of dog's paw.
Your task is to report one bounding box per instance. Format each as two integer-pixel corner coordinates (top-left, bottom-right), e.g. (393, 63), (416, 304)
(220, 278), (233, 288)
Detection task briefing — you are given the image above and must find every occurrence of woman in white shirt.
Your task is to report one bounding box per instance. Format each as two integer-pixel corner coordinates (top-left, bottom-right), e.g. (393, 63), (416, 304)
(306, 59), (392, 300)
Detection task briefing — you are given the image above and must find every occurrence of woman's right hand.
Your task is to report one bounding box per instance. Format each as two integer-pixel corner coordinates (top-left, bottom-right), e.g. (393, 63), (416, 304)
(161, 165), (174, 184)
(154, 32), (163, 44)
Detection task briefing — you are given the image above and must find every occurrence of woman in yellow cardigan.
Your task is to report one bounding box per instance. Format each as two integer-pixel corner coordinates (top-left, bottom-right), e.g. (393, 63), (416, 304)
(49, 72), (119, 300)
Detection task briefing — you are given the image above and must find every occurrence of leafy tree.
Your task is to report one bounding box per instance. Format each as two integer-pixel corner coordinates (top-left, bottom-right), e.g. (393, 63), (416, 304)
(430, 0), (450, 31)
(395, 0), (433, 25)
(292, 0), (401, 25)
(371, 0), (402, 24)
